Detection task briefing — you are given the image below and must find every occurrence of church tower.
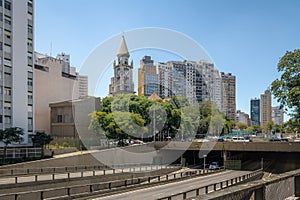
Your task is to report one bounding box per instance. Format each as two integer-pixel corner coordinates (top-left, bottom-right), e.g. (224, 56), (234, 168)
(109, 35), (134, 95)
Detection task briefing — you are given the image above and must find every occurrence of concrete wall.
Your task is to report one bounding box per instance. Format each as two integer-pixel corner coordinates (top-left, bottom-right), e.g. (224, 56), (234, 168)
(34, 58), (78, 134)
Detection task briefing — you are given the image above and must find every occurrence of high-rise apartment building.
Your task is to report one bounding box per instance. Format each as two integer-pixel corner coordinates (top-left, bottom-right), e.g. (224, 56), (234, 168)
(200, 61), (222, 110)
(250, 98), (260, 126)
(156, 60), (222, 107)
(236, 110), (251, 127)
(109, 36), (134, 96)
(221, 72), (236, 121)
(157, 62), (173, 99)
(0, 0), (34, 145)
(272, 106), (284, 125)
(138, 56), (158, 97)
(260, 89), (272, 127)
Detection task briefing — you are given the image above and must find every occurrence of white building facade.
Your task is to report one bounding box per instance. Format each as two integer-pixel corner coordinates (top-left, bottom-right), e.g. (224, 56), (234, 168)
(0, 0), (34, 145)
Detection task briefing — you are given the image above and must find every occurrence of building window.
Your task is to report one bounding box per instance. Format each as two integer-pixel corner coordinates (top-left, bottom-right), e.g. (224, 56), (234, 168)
(4, 116), (11, 124)
(4, 17), (11, 25)
(4, 102), (11, 110)
(0, 115), (2, 124)
(57, 115), (63, 123)
(4, 45), (11, 53)
(4, 1), (11, 10)
(27, 13), (33, 20)
(28, 79), (33, 86)
(28, 105), (33, 112)
(28, 118), (33, 125)
(4, 87), (11, 96)
(28, 91), (33, 99)
(4, 30), (11, 39)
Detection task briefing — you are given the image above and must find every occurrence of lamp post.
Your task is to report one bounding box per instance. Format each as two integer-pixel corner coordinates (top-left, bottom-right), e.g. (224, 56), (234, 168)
(203, 155), (207, 173)
(153, 108), (156, 142)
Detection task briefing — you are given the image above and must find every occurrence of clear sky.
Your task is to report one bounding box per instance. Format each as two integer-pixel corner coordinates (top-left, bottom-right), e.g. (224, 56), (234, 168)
(35, 0), (300, 117)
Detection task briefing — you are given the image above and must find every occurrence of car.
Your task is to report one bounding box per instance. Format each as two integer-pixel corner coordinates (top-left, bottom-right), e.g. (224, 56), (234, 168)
(232, 136), (249, 142)
(209, 162), (219, 170)
(217, 138), (225, 142)
(280, 138), (289, 142)
(269, 138), (281, 142)
(244, 136), (252, 142)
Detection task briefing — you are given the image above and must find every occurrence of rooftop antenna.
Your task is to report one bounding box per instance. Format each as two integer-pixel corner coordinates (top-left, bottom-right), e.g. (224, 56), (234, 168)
(50, 42), (52, 57)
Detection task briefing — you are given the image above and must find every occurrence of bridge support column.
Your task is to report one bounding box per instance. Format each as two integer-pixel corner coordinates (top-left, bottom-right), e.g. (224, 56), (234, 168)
(223, 150), (227, 162)
(295, 175), (300, 197)
(254, 187), (265, 200)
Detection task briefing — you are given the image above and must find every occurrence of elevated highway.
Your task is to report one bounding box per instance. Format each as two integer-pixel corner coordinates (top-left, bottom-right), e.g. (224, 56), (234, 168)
(152, 141), (300, 152)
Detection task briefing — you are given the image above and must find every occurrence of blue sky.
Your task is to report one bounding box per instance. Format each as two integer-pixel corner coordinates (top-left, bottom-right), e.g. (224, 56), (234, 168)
(35, 0), (300, 117)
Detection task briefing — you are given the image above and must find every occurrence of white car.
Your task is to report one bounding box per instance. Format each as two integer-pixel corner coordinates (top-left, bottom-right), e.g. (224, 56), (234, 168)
(209, 162), (219, 170)
(232, 136), (249, 142)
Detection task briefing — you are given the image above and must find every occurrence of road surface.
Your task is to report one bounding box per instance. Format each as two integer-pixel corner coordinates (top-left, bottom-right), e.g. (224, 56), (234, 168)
(92, 170), (252, 200)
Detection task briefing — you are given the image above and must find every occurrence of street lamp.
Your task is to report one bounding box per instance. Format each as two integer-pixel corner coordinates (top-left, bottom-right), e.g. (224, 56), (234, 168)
(203, 155), (207, 173)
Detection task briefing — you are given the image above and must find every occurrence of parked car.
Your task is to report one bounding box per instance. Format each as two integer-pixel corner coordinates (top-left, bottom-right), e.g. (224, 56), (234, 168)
(280, 138), (289, 142)
(269, 138), (281, 142)
(244, 136), (252, 142)
(217, 138), (225, 142)
(209, 162), (219, 170)
(232, 137), (249, 142)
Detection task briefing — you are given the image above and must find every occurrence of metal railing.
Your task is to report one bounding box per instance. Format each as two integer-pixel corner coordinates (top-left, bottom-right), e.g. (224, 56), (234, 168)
(157, 169), (263, 200)
(0, 163), (166, 176)
(0, 164), (180, 185)
(0, 166), (223, 200)
(191, 168), (300, 200)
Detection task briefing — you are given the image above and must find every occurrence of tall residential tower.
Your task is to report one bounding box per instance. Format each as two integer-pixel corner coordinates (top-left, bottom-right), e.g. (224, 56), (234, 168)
(0, 0), (34, 145)
(250, 98), (260, 126)
(138, 56), (158, 97)
(260, 89), (272, 128)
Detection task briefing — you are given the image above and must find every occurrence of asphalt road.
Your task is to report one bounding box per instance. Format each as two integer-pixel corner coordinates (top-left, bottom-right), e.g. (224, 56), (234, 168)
(93, 170), (252, 200)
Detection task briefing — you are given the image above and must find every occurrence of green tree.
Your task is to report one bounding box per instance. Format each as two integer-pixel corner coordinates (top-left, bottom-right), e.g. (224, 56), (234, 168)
(0, 127), (24, 162)
(32, 131), (53, 157)
(236, 122), (247, 130)
(271, 49), (300, 125)
(264, 121), (274, 135)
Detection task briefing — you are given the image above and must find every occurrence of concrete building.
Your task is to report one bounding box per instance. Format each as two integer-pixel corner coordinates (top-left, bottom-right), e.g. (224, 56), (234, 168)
(138, 56), (159, 97)
(75, 74), (88, 97)
(272, 106), (284, 125)
(156, 60), (222, 107)
(260, 89), (272, 128)
(109, 36), (134, 95)
(236, 110), (251, 127)
(199, 60), (222, 110)
(34, 52), (83, 135)
(221, 72), (236, 121)
(0, 0), (34, 145)
(250, 98), (260, 126)
(49, 97), (100, 139)
(157, 62), (173, 99)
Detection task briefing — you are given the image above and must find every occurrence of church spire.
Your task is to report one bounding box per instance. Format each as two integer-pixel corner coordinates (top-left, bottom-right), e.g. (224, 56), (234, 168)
(117, 35), (129, 57)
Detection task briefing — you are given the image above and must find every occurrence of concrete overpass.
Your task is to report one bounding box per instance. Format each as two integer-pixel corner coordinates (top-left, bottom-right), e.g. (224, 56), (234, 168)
(152, 141), (300, 152)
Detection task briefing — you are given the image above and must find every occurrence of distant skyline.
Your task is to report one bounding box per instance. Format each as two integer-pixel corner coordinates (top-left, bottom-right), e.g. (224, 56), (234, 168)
(35, 0), (300, 119)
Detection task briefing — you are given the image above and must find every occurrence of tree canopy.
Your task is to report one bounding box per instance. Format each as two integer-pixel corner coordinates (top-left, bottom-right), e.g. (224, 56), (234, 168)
(271, 49), (300, 124)
(0, 127), (24, 161)
(89, 94), (230, 142)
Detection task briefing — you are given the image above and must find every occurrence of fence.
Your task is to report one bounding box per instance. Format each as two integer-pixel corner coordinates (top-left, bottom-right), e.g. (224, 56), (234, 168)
(0, 148), (42, 159)
(0, 164), (178, 185)
(0, 166), (223, 200)
(193, 168), (300, 200)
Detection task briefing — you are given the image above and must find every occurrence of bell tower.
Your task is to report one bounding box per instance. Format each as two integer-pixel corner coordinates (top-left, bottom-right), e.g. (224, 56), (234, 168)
(109, 35), (134, 95)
